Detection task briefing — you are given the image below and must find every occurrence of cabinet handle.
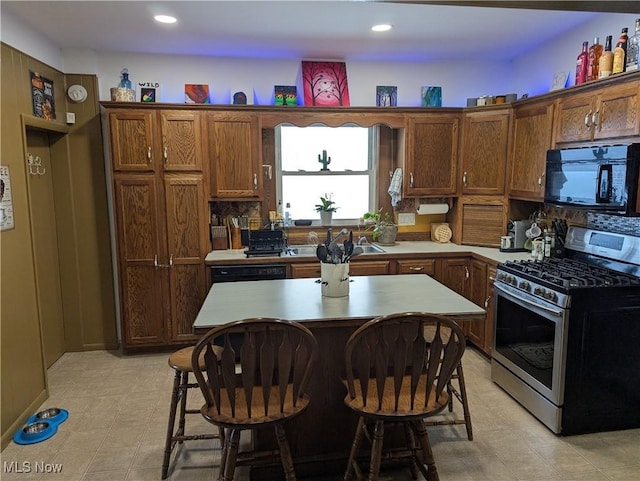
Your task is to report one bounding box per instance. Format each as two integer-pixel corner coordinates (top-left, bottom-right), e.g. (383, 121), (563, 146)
(538, 171), (545, 186)
(410, 172), (414, 188)
(168, 254), (173, 268)
(155, 254), (173, 269)
(409, 266), (424, 272)
(464, 266), (469, 279)
(484, 296), (492, 308)
(488, 275), (496, 281)
(593, 109), (600, 129)
(153, 254), (159, 270)
(463, 171), (468, 186)
(584, 111), (592, 128)
(163, 146), (168, 163)
(147, 146), (152, 163)
(253, 173), (258, 189)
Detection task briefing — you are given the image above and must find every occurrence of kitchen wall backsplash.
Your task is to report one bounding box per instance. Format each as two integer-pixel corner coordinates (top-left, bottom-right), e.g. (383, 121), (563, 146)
(587, 212), (640, 236)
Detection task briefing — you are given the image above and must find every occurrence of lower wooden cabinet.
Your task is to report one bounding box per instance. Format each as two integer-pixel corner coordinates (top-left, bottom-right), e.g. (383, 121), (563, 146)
(290, 261), (391, 279)
(484, 266), (497, 356)
(467, 259), (487, 351)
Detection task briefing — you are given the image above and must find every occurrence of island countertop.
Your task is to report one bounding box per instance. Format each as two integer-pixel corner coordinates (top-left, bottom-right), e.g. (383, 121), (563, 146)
(193, 274), (484, 333)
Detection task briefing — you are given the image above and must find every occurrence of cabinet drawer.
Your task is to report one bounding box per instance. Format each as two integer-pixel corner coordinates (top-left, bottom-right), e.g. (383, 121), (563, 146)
(290, 261), (391, 279)
(396, 259), (436, 276)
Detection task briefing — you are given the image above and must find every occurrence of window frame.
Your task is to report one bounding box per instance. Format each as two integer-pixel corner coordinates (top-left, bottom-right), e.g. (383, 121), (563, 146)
(275, 123), (379, 224)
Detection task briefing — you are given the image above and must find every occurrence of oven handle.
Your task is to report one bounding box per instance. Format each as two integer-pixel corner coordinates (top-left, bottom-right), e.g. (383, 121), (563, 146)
(494, 283), (564, 318)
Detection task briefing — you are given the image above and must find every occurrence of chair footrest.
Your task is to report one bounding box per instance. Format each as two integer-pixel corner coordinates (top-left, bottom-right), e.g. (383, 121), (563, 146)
(171, 433), (222, 442)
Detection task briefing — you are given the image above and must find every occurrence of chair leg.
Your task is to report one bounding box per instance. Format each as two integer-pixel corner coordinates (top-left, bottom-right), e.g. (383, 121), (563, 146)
(219, 428), (241, 481)
(446, 381), (454, 412)
(455, 362), (473, 441)
(344, 416), (366, 481)
(177, 371), (189, 442)
(162, 369), (182, 479)
(275, 424), (296, 481)
(411, 420), (439, 481)
(403, 422), (419, 480)
(368, 420), (384, 481)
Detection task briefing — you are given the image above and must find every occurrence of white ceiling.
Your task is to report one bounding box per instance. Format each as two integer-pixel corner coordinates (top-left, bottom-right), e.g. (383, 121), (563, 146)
(1, 1), (611, 62)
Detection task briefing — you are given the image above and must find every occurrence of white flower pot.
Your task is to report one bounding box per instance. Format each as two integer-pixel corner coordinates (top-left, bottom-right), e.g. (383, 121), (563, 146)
(320, 211), (333, 226)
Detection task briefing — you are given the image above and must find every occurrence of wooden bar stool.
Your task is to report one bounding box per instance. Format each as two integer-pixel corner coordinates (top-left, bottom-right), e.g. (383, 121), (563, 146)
(162, 345), (224, 479)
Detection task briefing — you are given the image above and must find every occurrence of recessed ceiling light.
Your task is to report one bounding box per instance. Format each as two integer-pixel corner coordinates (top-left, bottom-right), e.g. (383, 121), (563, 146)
(154, 15), (177, 24)
(371, 24), (392, 32)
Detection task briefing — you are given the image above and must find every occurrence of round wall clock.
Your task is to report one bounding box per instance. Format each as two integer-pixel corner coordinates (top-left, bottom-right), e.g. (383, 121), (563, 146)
(67, 85), (88, 103)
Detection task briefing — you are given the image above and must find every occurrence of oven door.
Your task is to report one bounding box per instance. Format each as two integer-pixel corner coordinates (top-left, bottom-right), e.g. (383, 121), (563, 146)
(492, 282), (569, 406)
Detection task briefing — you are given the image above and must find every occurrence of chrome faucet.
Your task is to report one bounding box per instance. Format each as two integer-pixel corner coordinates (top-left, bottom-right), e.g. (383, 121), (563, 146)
(357, 236), (368, 245)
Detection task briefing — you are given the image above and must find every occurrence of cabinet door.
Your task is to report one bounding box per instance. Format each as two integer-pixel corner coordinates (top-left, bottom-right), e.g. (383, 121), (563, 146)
(484, 266), (497, 356)
(554, 92), (596, 143)
(405, 114), (459, 196)
(436, 258), (469, 298)
(396, 259), (436, 276)
(109, 111), (156, 171)
(113, 174), (166, 345)
(460, 110), (509, 195)
(509, 100), (554, 201)
(161, 111), (204, 171)
(208, 112), (262, 198)
(164, 174), (208, 342)
(595, 83), (640, 140)
(467, 260), (487, 351)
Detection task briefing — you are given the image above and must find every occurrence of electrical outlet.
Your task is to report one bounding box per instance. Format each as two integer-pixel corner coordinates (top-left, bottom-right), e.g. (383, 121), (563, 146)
(65, 112), (76, 124)
(397, 213), (416, 226)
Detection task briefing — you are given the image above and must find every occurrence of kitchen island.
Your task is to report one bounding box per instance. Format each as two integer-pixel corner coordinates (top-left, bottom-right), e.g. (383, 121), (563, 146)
(193, 274), (484, 479)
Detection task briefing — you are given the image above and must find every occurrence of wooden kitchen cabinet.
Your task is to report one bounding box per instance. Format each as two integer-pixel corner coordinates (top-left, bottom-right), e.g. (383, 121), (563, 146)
(434, 257), (470, 297)
(555, 81), (639, 144)
(467, 259), (487, 351)
(207, 111), (262, 199)
(107, 107), (208, 350)
(459, 109), (510, 195)
(508, 99), (555, 201)
(483, 265), (497, 356)
(290, 260), (391, 279)
(404, 113), (459, 196)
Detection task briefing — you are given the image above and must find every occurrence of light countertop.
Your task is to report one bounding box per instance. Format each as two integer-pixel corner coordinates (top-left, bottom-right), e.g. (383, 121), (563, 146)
(193, 274), (485, 332)
(204, 240), (532, 265)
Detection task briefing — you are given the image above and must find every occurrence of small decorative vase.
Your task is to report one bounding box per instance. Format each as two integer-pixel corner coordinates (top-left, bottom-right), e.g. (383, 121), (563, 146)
(320, 211), (333, 226)
(320, 262), (349, 297)
(376, 224), (398, 245)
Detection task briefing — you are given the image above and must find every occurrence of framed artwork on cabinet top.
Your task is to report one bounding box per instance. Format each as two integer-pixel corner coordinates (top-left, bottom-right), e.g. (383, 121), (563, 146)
(302, 61), (350, 106)
(185, 84), (210, 104)
(376, 86), (397, 106)
(274, 85), (297, 106)
(421, 86), (442, 107)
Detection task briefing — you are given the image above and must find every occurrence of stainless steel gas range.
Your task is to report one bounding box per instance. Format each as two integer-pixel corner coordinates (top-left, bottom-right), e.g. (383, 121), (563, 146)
(491, 226), (640, 435)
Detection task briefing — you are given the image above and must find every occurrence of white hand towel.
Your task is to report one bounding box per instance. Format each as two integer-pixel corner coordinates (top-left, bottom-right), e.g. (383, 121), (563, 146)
(388, 168), (403, 207)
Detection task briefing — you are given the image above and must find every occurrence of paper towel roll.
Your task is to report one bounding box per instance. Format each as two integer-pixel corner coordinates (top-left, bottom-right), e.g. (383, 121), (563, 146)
(417, 203), (449, 215)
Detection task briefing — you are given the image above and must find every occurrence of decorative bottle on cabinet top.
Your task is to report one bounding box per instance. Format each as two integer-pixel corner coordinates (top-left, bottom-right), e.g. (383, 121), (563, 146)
(626, 19), (640, 72)
(612, 27), (628, 74)
(599, 35), (614, 78)
(587, 37), (603, 81)
(575, 41), (589, 85)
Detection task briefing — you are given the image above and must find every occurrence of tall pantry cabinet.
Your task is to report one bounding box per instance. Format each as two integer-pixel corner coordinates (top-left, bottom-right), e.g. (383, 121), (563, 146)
(107, 109), (208, 350)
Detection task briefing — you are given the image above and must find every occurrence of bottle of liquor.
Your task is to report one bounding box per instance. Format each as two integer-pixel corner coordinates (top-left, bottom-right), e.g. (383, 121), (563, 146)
(612, 27), (629, 74)
(599, 35), (614, 78)
(587, 37), (603, 81)
(575, 41), (589, 85)
(626, 18), (640, 72)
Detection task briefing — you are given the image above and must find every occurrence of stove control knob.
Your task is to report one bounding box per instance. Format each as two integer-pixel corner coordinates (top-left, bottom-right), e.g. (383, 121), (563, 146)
(518, 281), (531, 291)
(508, 275), (517, 285)
(534, 286), (544, 296)
(546, 291), (558, 302)
(497, 273), (505, 282)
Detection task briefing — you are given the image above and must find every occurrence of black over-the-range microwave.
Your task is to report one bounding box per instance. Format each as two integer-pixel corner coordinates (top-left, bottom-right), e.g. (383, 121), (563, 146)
(544, 143), (640, 216)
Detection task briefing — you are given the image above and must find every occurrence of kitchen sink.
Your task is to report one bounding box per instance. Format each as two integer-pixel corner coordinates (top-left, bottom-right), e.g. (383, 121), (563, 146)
(286, 243), (385, 256)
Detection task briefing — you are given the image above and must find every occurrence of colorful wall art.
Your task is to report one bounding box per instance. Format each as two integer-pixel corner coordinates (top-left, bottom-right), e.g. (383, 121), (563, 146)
(302, 61), (350, 106)
(185, 84), (210, 104)
(30, 71), (55, 120)
(274, 85), (297, 106)
(421, 86), (442, 107)
(376, 86), (397, 106)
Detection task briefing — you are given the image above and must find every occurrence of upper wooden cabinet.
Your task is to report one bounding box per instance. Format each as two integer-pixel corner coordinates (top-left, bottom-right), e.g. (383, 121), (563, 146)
(404, 113), (459, 197)
(460, 109), (510, 195)
(555, 81), (640, 144)
(109, 110), (203, 172)
(508, 99), (555, 201)
(207, 111), (262, 199)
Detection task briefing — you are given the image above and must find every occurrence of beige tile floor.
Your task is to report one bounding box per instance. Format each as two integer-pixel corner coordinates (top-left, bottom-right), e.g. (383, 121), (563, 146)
(2, 348), (639, 481)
